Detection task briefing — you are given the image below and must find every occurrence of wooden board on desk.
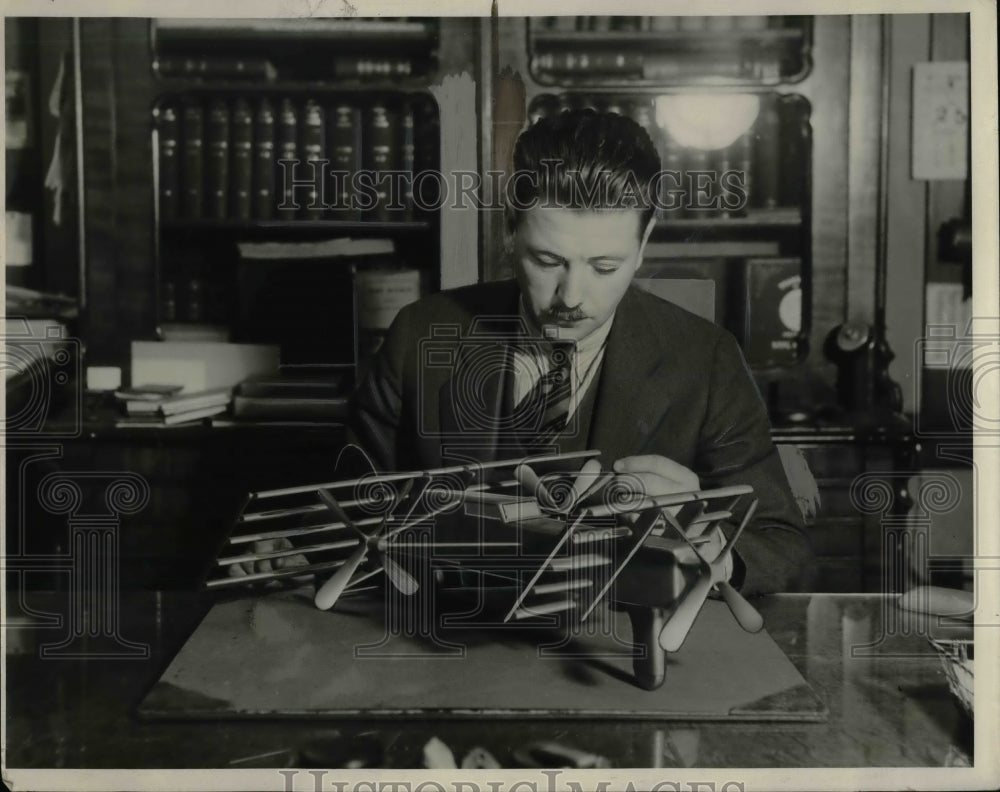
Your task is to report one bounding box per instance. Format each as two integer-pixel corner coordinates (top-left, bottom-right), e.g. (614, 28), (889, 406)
(139, 591), (826, 721)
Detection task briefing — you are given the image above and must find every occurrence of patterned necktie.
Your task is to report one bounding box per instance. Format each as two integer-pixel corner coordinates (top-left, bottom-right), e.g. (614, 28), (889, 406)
(511, 341), (575, 447)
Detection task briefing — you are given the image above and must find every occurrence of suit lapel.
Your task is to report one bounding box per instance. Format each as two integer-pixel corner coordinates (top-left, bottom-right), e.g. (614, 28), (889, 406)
(437, 284), (522, 464)
(589, 287), (676, 466)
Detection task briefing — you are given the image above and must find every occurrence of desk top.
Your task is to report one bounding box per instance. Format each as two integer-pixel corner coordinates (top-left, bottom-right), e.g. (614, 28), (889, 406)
(138, 592), (824, 721)
(5, 590), (972, 769)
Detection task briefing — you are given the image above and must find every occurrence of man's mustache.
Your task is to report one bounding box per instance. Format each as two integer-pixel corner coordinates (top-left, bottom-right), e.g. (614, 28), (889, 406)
(542, 305), (588, 322)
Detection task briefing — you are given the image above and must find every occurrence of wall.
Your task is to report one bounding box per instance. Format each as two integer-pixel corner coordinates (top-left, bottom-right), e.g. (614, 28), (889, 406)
(884, 14), (970, 417)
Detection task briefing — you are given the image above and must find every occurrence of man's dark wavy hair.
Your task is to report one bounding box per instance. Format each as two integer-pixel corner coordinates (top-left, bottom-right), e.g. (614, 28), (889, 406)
(505, 108), (662, 237)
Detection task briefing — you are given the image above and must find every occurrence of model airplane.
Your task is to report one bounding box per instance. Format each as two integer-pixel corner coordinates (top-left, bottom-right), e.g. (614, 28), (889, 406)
(206, 449), (763, 690)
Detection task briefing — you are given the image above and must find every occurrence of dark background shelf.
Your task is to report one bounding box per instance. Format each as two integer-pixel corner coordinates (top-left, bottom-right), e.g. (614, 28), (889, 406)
(530, 29), (805, 50)
(160, 219), (433, 234)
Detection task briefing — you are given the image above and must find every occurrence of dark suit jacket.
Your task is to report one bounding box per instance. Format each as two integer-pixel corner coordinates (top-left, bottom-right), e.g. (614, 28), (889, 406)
(350, 279), (812, 595)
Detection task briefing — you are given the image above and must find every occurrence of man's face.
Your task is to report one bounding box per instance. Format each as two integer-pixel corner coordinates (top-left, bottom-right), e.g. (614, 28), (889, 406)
(513, 207), (654, 342)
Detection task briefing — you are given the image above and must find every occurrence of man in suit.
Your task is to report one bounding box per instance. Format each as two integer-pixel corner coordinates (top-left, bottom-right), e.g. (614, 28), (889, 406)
(350, 108), (811, 597)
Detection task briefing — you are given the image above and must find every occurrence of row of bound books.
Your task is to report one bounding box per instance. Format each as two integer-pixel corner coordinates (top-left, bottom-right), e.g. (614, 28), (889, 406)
(153, 55), (424, 83)
(530, 49), (783, 82)
(157, 94), (439, 223)
(532, 16), (799, 33)
(529, 94), (809, 214)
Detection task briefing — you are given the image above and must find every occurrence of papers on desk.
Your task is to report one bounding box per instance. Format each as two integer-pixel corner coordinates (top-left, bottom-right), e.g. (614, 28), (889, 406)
(130, 340), (279, 394)
(116, 386), (233, 427)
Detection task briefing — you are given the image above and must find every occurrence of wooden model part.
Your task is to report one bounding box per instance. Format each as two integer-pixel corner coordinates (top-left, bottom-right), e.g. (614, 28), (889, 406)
(206, 450), (762, 690)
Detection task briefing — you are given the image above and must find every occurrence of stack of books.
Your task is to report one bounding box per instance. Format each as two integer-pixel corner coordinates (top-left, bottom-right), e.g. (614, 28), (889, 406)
(115, 385), (233, 426)
(231, 371), (352, 422)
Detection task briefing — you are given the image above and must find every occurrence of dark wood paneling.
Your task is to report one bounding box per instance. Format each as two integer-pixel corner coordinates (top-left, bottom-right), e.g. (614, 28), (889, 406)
(79, 18), (119, 363)
(110, 18), (157, 356)
(78, 19), (156, 375)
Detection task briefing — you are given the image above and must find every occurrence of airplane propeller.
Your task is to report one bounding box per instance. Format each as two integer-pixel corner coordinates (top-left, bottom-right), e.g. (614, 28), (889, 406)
(515, 458), (608, 514)
(313, 480), (418, 610)
(658, 499), (763, 652)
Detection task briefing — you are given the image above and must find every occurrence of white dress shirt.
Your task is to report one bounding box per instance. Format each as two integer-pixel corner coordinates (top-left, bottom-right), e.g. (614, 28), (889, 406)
(511, 297), (615, 419)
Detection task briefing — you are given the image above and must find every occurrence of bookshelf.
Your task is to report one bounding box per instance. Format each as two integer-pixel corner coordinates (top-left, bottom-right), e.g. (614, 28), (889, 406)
(486, 15), (815, 373)
(527, 16), (813, 88)
(146, 18), (468, 370)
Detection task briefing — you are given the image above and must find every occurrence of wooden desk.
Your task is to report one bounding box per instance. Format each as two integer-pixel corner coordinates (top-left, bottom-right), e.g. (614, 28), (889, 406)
(5, 591), (970, 769)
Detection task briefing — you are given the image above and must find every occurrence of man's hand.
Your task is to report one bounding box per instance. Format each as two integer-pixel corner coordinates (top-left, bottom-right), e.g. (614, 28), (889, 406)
(227, 537), (311, 582)
(612, 454), (700, 501)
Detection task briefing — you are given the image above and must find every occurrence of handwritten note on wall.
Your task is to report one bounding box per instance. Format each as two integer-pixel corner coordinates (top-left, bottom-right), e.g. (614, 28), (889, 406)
(912, 61), (969, 180)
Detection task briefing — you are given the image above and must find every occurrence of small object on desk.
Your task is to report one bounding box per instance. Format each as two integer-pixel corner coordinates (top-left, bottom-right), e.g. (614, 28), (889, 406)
(929, 637), (973, 717)
(161, 403), (229, 425)
(227, 747), (298, 768)
(898, 586), (974, 621)
(130, 339), (279, 394)
(461, 746), (501, 769)
(299, 731), (382, 769)
(85, 366), (122, 392)
(158, 386), (232, 416)
(422, 736), (457, 769)
(513, 740), (610, 769)
(115, 383), (184, 401)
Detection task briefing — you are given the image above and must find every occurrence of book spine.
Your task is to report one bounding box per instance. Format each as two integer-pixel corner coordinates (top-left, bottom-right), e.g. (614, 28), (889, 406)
(732, 131), (754, 217)
(252, 98), (275, 219)
(162, 404), (228, 425)
(158, 103), (181, 220)
(532, 52), (644, 76)
(549, 16), (578, 32)
(412, 97), (439, 220)
(706, 16), (736, 32)
(299, 98), (326, 220)
(333, 56), (414, 78)
(735, 16), (769, 31)
(713, 143), (732, 219)
(659, 130), (684, 219)
(642, 54), (749, 80)
(231, 98), (253, 220)
(610, 16), (642, 32)
(126, 400), (162, 415)
(678, 16), (708, 32)
(649, 17), (679, 32)
(160, 392), (233, 416)
(327, 101), (362, 221)
(364, 101), (399, 222)
(181, 102), (204, 218)
(684, 147), (711, 218)
(400, 101), (416, 221)
(206, 98), (230, 220)
(155, 55), (277, 81)
(276, 97), (298, 219)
